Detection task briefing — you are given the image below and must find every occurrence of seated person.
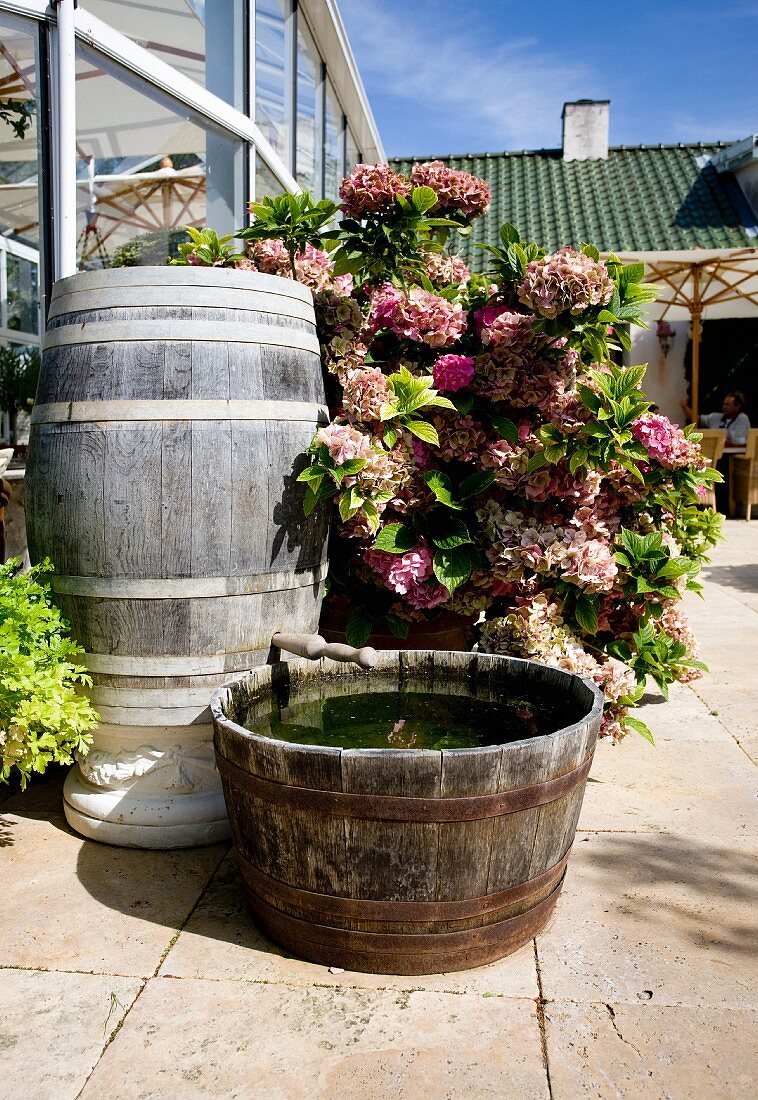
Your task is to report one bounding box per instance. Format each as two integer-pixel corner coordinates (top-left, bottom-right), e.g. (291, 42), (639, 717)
(680, 391), (750, 447)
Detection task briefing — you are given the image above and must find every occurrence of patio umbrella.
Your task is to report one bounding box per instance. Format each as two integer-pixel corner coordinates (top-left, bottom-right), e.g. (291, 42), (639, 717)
(612, 247), (758, 419)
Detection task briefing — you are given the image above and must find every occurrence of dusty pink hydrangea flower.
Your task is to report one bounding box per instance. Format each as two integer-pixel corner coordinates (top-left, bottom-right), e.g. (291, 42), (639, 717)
(246, 238), (338, 291)
(659, 606), (702, 681)
(631, 414), (704, 470)
(316, 423), (373, 465)
(409, 161), (491, 218)
(421, 249), (470, 287)
(339, 163), (411, 219)
(369, 285), (467, 348)
(562, 537), (618, 593)
(431, 413), (488, 462)
(342, 367), (390, 423)
(432, 354), (475, 392)
(364, 544), (448, 610)
(411, 438), (431, 468)
(517, 247), (614, 318)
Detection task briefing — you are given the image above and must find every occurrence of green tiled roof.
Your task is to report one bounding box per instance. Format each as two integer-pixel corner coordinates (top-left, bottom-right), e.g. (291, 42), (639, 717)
(390, 144), (756, 271)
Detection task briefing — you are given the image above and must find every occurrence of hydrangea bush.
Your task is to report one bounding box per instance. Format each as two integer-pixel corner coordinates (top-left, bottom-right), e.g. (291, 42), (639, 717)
(183, 162), (721, 743)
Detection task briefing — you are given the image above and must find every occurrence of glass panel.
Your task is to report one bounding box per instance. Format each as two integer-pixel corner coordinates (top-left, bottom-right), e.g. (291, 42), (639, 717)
(84, 0), (246, 110)
(295, 15), (320, 192)
(255, 0), (290, 171)
(75, 46), (244, 268)
(254, 150), (286, 201)
(324, 78), (342, 202)
(0, 14), (40, 249)
(0, 12), (41, 354)
(345, 125), (361, 174)
(6, 252), (39, 335)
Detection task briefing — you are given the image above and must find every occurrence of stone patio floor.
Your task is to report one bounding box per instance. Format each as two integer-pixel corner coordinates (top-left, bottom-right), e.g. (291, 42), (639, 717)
(1, 520), (756, 1099)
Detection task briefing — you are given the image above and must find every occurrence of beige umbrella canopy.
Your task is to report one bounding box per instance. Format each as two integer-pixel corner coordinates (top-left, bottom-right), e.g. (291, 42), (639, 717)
(614, 248), (758, 419)
(2, 7), (211, 251)
(76, 164), (205, 264)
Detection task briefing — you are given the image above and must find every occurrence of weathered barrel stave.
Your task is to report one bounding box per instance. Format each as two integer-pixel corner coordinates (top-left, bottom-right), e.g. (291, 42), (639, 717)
(27, 420), (327, 581)
(37, 335), (322, 406)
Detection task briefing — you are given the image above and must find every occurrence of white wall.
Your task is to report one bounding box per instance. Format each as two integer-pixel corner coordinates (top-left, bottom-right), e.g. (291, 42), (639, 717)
(627, 304), (689, 424)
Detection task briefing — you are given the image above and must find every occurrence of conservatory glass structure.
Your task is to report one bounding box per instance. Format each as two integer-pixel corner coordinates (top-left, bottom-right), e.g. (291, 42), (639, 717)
(0, 0), (382, 437)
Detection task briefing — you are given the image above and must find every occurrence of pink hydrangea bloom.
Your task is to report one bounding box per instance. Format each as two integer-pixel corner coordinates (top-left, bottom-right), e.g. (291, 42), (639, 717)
(660, 606), (702, 682)
(369, 285), (467, 348)
(411, 438), (431, 468)
(431, 413), (488, 462)
(339, 163), (411, 219)
(247, 239), (336, 291)
(631, 414), (704, 470)
(316, 423), (373, 465)
(422, 249), (470, 287)
(402, 577), (449, 609)
(562, 538), (618, 593)
(364, 544), (448, 609)
(409, 161), (491, 218)
(517, 247), (614, 318)
(433, 354), (475, 392)
(342, 367), (390, 423)
(476, 307), (536, 357)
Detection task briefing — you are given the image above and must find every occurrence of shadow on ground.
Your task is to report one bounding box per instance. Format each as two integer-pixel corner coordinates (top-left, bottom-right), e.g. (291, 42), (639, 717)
(68, 824), (758, 965)
(75, 845), (292, 962)
(581, 831), (757, 958)
(0, 816), (14, 847)
(700, 563), (758, 593)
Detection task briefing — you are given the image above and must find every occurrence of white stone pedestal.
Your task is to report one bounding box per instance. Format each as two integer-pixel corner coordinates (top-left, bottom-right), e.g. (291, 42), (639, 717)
(63, 724), (230, 849)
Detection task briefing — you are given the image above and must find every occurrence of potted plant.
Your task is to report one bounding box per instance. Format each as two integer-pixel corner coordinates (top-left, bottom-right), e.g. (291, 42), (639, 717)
(0, 558), (98, 790)
(234, 162), (720, 744)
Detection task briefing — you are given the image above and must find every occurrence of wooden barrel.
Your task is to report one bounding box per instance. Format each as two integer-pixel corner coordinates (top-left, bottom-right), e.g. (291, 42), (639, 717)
(25, 267), (329, 847)
(212, 651), (603, 973)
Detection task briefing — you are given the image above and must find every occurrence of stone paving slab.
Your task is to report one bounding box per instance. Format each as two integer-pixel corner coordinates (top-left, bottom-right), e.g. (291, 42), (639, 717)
(634, 683), (734, 742)
(79, 979), (549, 1100)
(1, 808), (226, 977)
(158, 852), (540, 998)
(0, 968), (143, 1100)
(537, 831), (758, 1009)
(544, 1000), (757, 1099)
(579, 734), (756, 837)
(688, 682), (758, 750)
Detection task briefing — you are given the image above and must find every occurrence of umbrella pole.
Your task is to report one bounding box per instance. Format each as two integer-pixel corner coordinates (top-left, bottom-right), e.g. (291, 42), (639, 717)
(690, 265), (702, 423)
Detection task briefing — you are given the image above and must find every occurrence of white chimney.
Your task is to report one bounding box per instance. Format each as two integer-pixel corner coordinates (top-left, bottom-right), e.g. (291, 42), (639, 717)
(562, 100), (610, 161)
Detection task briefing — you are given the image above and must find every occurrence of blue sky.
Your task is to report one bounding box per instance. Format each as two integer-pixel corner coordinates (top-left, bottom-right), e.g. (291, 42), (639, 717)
(338, 0), (758, 158)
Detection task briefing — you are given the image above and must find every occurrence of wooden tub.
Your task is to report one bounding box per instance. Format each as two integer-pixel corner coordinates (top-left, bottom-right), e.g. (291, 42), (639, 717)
(211, 651), (603, 974)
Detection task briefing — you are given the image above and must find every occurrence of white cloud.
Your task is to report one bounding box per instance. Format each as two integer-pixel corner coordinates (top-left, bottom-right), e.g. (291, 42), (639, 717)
(660, 111), (756, 144)
(338, 0), (603, 152)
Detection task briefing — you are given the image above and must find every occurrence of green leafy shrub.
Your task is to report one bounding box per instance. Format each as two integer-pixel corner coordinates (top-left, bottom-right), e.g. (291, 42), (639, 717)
(109, 228), (188, 268)
(0, 559), (98, 788)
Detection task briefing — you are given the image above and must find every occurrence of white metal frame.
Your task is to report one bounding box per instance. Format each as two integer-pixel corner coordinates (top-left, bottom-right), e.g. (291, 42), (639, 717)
(0, 236), (40, 347)
(0, 0), (384, 284)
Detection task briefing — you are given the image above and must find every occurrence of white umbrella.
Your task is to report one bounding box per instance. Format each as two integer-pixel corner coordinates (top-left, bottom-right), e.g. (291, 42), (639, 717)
(611, 247), (758, 418)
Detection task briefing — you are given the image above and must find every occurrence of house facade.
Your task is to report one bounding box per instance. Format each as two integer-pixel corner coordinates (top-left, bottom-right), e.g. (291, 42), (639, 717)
(392, 101), (757, 424)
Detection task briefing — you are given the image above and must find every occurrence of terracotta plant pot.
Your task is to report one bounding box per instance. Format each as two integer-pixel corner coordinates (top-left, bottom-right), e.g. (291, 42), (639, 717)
(319, 596), (473, 651)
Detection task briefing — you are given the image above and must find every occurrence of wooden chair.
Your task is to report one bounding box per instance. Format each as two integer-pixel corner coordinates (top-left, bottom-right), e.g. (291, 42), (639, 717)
(730, 428), (758, 521)
(698, 429), (726, 510)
